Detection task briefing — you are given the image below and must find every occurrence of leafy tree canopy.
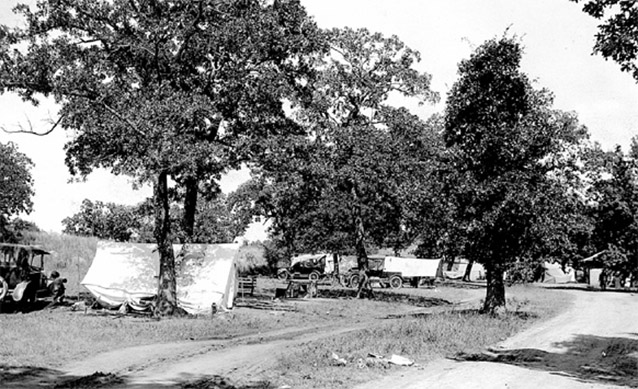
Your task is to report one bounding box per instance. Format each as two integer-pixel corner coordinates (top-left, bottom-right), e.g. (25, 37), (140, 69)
(0, 141), (34, 242)
(0, 0), (325, 314)
(248, 28), (440, 271)
(572, 0), (638, 81)
(63, 194), (251, 244)
(443, 36), (587, 313)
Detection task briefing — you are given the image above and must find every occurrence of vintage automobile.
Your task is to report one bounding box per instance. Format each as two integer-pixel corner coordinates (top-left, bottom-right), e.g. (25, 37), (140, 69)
(277, 253), (330, 281)
(345, 255), (390, 288)
(0, 243), (51, 307)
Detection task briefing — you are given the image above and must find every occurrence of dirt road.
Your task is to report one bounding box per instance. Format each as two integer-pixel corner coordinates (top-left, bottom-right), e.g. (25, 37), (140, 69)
(354, 289), (638, 389)
(63, 321), (371, 387)
(61, 298), (469, 388)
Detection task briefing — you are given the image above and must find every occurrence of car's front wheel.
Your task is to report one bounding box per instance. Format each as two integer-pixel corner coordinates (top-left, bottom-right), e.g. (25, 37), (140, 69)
(277, 269), (290, 280)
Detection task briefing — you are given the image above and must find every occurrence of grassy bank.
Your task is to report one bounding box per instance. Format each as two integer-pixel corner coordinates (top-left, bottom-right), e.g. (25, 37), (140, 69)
(0, 284), (446, 368)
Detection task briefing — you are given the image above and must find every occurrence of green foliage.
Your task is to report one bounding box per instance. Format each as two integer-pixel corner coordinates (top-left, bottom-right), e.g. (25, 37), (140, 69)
(0, 142), (34, 242)
(62, 199), (139, 242)
(251, 28), (441, 265)
(3, 217), (41, 245)
(572, 0), (638, 81)
(1, 0), (326, 313)
(63, 194), (250, 244)
(442, 36), (587, 312)
(586, 145), (638, 276)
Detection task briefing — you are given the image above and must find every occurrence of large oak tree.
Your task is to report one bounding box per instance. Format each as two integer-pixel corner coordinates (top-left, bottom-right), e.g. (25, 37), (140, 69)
(0, 0), (324, 314)
(444, 37), (586, 314)
(255, 28), (439, 275)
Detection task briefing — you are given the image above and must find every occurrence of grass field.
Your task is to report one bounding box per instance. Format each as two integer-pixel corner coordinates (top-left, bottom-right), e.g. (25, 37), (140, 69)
(3, 233), (574, 388)
(0, 279), (572, 389)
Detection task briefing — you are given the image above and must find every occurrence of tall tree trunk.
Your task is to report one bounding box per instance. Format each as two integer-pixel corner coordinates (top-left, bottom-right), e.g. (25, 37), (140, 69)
(182, 176), (198, 242)
(483, 260), (506, 315)
(154, 170), (179, 316)
(351, 186), (373, 298)
(462, 259), (474, 282)
(352, 187), (368, 272)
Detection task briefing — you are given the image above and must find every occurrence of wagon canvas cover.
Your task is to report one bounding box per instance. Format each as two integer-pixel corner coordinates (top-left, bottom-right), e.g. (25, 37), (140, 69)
(82, 241), (239, 314)
(384, 257), (443, 278)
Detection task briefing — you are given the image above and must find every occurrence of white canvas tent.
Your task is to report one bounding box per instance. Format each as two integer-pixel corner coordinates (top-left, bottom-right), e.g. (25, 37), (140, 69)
(541, 262), (575, 284)
(443, 259), (486, 282)
(82, 241), (239, 315)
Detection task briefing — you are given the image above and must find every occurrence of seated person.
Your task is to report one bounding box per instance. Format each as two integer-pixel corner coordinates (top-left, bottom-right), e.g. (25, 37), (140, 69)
(48, 271), (67, 303)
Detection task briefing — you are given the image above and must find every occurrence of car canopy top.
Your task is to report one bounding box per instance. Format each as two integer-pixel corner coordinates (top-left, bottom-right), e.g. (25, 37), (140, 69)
(0, 243), (50, 257)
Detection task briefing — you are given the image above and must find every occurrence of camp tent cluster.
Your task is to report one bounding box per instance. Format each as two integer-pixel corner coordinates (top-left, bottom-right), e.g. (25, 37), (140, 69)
(541, 262), (576, 284)
(442, 259), (486, 281)
(82, 241), (239, 315)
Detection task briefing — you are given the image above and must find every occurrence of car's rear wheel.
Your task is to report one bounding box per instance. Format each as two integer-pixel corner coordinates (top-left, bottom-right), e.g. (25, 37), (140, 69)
(349, 273), (360, 289)
(309, 271), (320, 281)
(0, 276), (7, 301)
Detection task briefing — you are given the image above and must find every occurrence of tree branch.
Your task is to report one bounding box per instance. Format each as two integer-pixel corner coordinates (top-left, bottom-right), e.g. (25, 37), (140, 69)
(1, 114), (63, 136)
(99, 101), (146, 137)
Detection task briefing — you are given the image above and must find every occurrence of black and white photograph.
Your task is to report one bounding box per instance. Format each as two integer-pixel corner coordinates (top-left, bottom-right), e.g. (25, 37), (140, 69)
(1, 1), (638, 388)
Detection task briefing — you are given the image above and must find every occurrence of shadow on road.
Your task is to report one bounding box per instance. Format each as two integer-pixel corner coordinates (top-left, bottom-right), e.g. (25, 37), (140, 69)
(0, 365), (273, 388)
(455, 334), (638, 387)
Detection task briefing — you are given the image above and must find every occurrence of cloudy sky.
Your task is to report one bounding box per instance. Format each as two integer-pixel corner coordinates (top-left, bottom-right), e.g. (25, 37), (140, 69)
(1, 0), (637, 236)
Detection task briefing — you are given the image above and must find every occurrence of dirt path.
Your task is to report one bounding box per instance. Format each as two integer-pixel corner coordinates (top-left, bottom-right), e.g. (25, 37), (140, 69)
(63, 321), (370, 386)
(353, 290), (638, 389)
(61, 299), (473, 388)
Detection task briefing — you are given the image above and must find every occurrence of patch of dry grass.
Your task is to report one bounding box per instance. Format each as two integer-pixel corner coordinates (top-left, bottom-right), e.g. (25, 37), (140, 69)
(265, 286), (573, 389)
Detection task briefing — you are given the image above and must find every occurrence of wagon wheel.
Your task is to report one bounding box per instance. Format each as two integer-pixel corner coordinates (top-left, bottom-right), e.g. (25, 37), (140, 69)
(0, 276), (7, 301)
(389, 275), (403, 289)
(348, 273), (360, 289)
(308, 271), (321, 282)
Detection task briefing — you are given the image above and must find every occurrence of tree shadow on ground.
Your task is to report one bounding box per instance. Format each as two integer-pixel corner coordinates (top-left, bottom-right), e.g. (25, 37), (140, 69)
(0, 365), (273, 388)
(455, 334), (638, 387)
(318, 288), (452, 307)
(0, 299), (68, 314)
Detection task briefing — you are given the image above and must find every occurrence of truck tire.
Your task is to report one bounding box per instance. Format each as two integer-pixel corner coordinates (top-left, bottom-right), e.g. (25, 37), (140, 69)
(389, 275), (403, 289)
(0, 276), (7, 300)
(309, 271), (320, 281)
(277, 269), (290, 280)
